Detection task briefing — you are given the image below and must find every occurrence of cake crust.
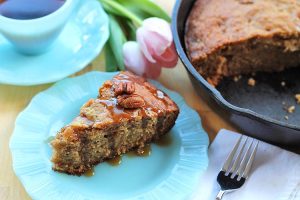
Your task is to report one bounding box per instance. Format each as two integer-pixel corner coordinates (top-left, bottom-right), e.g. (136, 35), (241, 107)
(51, 71), (179, 175)
(185, 0), (300, 85)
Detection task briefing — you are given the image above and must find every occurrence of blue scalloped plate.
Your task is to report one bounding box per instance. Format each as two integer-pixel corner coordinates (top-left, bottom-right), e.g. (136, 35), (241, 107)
(10, 72), (209, 200)
(0, 0), (109, 86)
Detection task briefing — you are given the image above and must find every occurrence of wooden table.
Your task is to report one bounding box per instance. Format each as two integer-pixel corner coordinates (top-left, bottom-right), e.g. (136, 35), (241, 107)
(0, 1), (237, 199)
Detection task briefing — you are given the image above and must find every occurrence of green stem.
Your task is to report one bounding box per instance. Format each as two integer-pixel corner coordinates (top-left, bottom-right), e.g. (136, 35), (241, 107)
(99, 0), (143, 26)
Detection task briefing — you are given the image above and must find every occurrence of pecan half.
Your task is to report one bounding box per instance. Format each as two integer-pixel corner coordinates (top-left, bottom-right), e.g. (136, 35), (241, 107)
(117, 94), (145, 109)
(114, 81), (135, 96)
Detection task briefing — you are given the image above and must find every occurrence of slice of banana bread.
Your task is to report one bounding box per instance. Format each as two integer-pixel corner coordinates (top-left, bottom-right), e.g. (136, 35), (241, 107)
(185, 0), (300, 85)
(51, 71), (179, 175)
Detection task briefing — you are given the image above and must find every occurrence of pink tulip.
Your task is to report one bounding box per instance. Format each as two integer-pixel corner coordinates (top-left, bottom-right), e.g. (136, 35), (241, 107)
(137, 17), (178, 68)
(123, 17), (178, 79)
(123, 41), (161, 79)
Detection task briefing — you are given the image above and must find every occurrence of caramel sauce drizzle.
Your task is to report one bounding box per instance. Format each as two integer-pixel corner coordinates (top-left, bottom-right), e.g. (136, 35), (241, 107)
(84, 168), (95, 177)
(107, 155), (122, 166)
(154, 133), (172, 147)
(137, 144), (152, 157)
(96, 99), (133, 123)
(127, 144), (152, 157)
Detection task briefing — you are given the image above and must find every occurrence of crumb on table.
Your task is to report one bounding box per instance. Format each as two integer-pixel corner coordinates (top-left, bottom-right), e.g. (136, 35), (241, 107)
(248, 78), (256, 86)
(284, 115), (289, 120)
(281, 81), (286, 87)
(287, 105), (295, 113)
(295, 94), (300, 104)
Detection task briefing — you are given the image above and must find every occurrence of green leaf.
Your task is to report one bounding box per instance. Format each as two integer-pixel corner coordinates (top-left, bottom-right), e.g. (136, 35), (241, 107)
(126, 21), (137, 40)
(117, 0), (171, 22)
(116, 0), (150, 20)
(108, 14), (126, 71)
(104, 43), (118, 72)
(120, 18), (136, 41)
(101, 2), (120, 16)
(99, 0), (143, 26)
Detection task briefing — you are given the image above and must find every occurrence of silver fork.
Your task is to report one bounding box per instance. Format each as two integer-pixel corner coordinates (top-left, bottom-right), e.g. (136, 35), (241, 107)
(216, 136), (259, 200)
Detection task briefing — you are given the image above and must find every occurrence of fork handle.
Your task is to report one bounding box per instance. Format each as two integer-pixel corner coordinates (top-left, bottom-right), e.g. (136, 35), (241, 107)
(216, 190), (225, 200)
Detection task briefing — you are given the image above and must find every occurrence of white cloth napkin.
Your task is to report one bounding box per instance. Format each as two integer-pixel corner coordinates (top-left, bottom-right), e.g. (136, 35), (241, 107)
(193, 129), (300, 200)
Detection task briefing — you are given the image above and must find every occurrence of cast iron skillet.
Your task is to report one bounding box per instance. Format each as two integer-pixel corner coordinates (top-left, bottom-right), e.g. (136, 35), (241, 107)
(172, 0), (300, 146)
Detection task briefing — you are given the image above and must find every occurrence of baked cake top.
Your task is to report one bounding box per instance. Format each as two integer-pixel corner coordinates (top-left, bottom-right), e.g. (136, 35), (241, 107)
(185, 0), (300, 63)
(64, 71), (179, 136)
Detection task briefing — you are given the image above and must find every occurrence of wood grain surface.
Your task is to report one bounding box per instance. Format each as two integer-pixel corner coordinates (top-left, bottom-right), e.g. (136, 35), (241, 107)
(0, 1), (235, 199)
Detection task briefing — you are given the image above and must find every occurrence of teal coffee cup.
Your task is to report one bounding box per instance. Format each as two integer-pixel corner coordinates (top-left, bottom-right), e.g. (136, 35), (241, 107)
(0, 0), (74, 55)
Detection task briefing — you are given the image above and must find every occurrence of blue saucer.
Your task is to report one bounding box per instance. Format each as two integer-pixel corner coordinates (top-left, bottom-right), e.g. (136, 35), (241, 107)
(0, 0), (109, 86)
(10, 72), (209, 200)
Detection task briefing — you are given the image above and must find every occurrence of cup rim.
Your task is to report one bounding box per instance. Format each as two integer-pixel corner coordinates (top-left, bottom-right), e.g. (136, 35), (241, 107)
(0, 0), (73, 23)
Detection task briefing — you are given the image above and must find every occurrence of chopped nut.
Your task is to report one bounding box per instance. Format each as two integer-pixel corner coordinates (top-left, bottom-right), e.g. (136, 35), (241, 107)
(281, 81), (286, 87)
(295, 94), (300, 104)
(117, 94), (145, 109)
(248, 78), (256, 86)
(287, 105), (295, 113)
(284, 116), (289, 120)
(114, 81), (135, 96)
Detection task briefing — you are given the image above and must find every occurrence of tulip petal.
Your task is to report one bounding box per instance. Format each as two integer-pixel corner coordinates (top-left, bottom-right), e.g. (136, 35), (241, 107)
(152, 42), (178, 68)
(147, 31), (171, 56)
(142, 17), (173, 45)
(144, 60), (162, 79)
(136, 28), (156, 63)
(123, 41), (162, 79)
(123, 41), (146, 76)
(137, 29), (172, 63)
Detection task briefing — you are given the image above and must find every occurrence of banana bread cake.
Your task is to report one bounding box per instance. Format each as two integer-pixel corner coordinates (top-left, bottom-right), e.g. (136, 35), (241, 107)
(51, 71), (179, 175)
(185, 0), (300, 85)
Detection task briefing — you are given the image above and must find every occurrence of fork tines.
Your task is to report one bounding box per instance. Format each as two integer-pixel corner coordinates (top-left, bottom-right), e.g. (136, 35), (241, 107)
(222, 135), (259, 180)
